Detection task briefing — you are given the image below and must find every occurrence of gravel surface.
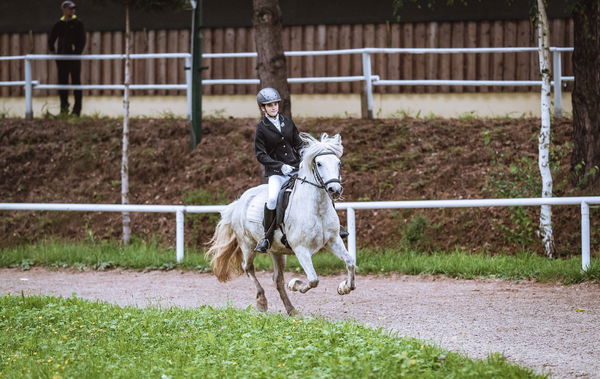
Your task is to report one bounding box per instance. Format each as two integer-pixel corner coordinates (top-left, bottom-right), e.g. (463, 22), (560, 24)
(1, 268), (598, 378)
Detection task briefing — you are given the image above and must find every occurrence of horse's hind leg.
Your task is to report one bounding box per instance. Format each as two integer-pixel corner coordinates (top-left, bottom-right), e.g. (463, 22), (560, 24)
(241, 244), (268, 312)
(328, 236), (356, 295)
(270, 253), (298, 316)
(287, 246), (319, 294)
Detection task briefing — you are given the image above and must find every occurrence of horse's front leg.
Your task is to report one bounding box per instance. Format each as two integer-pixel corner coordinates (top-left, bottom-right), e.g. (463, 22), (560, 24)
(327, 236), (356, 295)
(287, 246), (319, 294)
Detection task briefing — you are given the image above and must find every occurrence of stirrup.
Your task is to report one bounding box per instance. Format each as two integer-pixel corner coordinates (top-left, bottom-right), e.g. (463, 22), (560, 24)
(254, 238), (270, 253)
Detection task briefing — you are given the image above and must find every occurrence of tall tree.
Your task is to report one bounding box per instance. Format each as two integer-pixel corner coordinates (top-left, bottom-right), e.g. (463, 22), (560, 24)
(571, 0), (600, 188)
(252, 0), (291, 117)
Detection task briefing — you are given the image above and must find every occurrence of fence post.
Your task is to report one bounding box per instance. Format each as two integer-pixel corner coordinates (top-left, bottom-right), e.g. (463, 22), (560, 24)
(185, 55), (192, 121)
(581, 202), (590, 272)
(346, 207), (356, 261)
(552, 50), (563, 118)
(361, 52), (373, 119)
(24, 57), (33, 119)
(176, 209), (185, 263)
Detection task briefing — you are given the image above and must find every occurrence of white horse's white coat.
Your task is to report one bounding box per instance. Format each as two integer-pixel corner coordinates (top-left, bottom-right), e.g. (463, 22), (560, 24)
(206, 133), (356, 315)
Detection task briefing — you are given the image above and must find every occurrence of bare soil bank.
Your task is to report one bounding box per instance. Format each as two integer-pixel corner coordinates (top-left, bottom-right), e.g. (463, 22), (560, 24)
(1, 116), (597, 254)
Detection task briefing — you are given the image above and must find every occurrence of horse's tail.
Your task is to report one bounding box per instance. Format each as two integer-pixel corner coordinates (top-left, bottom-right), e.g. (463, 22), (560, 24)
(205, 203), (244, 283)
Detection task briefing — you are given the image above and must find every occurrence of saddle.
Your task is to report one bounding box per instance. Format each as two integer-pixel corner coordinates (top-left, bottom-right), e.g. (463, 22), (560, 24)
(275, 176), (296, 227)
(274, 176), (297, 249)
(272, 175), (348, 250)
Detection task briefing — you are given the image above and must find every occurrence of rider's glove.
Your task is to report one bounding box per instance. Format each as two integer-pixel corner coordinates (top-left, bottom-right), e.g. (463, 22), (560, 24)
(281, 164), (294, 175)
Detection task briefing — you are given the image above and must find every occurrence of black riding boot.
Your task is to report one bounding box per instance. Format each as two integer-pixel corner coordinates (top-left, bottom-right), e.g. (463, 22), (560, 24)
(254, 205), (276, 253)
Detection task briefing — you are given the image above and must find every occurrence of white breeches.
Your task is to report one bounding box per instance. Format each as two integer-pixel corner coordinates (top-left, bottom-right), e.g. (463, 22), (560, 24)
(266, 175), (287, 210)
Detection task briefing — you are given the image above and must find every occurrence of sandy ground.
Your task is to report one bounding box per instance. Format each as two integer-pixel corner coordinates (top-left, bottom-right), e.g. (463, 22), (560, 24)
(1, 268), (598, 378)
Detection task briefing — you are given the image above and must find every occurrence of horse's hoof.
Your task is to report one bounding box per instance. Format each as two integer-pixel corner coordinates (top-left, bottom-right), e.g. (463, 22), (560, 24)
(287, 308), (300, 316)
(337, 281), (352, 295)
(288, 278), (302, 292)
(257, 295), (268, 312)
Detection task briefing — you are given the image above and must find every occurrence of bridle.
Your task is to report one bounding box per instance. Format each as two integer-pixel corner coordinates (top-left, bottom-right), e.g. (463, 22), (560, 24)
(296, 151), (342, 196)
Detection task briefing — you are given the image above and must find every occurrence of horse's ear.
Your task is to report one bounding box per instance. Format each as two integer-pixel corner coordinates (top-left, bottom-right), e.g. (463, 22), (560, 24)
(320, 132), (329, 142)
(333, 134), (342, 144)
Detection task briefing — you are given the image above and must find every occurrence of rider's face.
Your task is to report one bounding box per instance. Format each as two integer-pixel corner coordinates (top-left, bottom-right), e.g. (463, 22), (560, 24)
(62, 6), (75, 18)
(264, 102), (279, 118)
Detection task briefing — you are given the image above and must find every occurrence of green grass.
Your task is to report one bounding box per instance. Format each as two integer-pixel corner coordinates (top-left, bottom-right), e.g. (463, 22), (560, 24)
(1, 240), (598, 284)
(0, 295), (543, 378)
(0, 240), (210, 272)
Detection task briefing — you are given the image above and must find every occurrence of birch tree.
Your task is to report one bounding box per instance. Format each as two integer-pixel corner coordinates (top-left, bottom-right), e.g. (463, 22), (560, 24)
(536, 0), (555, 258)
(92, 0), (185, 244)
(121, 3), (132, 243)
(392, 0), (565, 256)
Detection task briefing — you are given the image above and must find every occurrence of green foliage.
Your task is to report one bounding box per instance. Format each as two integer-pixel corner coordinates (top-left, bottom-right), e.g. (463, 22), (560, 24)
(573, 160), (600, 190)
(0, 106), (10, 119)
(484, 156), (538, 246)
(355, 249), (600, 284)
(0, 295), (543, 378)
(2, 241), (599, 284)
(484, 151), (558, 247)
(400, 215), (434, 251)
(0, 240), (209, 271)
(457, 111), (478, 120)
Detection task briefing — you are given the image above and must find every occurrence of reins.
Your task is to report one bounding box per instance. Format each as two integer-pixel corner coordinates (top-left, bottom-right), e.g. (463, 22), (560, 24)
(281, 148), (342, 241)
(294, 150), (342, 199)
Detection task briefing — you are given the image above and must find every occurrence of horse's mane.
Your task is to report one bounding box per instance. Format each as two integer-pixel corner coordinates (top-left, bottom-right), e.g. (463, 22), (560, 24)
(298, 133), (343, 168)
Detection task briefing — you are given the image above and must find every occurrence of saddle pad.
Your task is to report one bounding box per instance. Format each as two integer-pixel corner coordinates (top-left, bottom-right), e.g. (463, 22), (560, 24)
(246, 193), (266, 224)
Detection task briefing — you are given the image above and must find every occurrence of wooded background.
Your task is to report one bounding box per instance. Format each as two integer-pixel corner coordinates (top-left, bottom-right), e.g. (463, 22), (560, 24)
(0, 19), (573, 97)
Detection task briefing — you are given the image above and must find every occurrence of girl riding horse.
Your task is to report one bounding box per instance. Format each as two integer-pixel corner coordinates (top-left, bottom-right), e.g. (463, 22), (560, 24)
(253, 87), (303, 253)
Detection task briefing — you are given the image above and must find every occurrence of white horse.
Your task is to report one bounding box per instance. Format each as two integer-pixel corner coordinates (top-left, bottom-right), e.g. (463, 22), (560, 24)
(206, 132), (356, 315)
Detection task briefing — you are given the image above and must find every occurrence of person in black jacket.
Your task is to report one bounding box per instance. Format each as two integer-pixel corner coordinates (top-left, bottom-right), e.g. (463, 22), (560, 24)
(48, 1), (86, 116)
(253, 87), (304, 253)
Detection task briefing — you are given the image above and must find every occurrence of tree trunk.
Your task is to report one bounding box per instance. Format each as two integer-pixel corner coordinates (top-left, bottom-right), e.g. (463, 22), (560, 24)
(536, 0), (555, 258)
(252, 0), (291, 117)
(571, 0), (600, 188)
(121, 4), (131, 244)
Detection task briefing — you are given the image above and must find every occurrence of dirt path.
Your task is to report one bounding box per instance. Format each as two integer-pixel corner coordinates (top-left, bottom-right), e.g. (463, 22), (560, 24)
(1, 268), (598, 378)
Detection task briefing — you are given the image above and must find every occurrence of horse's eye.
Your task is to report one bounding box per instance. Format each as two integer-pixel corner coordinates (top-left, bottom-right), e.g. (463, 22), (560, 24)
(317, 162), (322, 167)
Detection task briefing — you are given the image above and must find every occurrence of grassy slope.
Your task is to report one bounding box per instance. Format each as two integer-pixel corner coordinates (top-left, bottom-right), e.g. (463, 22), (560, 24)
(0, 295), (543, 378)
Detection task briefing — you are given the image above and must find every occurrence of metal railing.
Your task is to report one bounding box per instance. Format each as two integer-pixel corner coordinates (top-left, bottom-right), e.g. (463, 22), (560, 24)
(1, 195), (597, 271)
(0, 46), (574, 119)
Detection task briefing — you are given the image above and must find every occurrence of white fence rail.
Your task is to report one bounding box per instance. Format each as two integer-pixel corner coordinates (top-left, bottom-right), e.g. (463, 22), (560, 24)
(0, 46), (574, 119)
(1, 196), (598, 271)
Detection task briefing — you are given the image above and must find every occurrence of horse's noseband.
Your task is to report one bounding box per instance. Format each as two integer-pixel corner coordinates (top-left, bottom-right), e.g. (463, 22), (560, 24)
(314, 151), (342, 188)
(296, 151), (342, 199)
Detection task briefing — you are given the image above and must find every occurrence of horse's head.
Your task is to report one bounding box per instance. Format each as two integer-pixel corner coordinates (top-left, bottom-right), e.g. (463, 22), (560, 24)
(299, 133), (344, 199)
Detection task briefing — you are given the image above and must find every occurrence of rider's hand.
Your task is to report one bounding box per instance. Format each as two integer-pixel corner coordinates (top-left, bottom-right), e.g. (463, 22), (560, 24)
(281, 164), (294, 175)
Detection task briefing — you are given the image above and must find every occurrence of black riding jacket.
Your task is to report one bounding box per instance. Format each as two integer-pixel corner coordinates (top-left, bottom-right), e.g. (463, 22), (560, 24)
(48, 17), (86, 55)
(254, 114), (303, 177)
